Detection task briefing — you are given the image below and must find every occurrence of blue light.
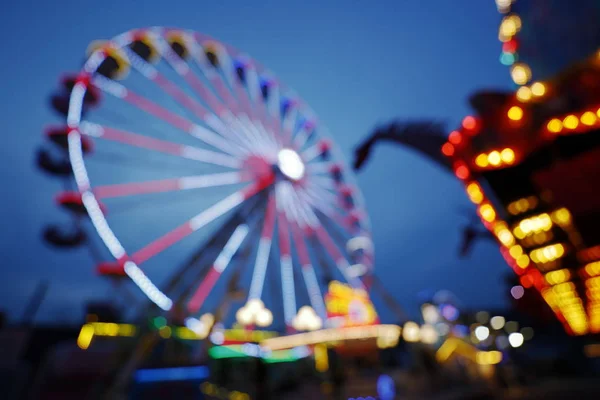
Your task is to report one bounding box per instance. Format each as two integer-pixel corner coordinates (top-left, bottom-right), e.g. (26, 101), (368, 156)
(500, 52), (516, 66)
(377, 374), (395, 400)
(135, 366), (209, 383)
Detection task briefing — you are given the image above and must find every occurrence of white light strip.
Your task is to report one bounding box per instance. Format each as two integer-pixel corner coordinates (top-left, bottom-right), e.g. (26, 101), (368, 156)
(178, 171), (244, 190)
(302, 265), (327, 320)
(281, 254), (296, 325)
(214, 224), (249, 272)
(92, 75), (127, 98)
(189, 190), (246, 231)
(124, 261), (173, 310)
(68, 133), (91, 191)
(248, 237), (272, 300)
(81, 191), (126, 259)
(180, 146), (242, 169)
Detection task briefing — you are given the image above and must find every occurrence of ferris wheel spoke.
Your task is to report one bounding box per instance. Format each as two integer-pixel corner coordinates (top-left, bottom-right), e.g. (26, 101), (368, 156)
(91, 76), (245, 158)
(289, 218), (327, 321)
(92, 171), (250, 199)
(247, 193), (276, 301)
(292, 120), (316, 151)
(186, 223), (250, 314)
(244, 67), (282, 148)
(301, 142), (326, 163)
(306, 161), (335, 176)
(123, 48), (251, 154)
(130, 180), (270, 265)
(80, 122), (242, 169)
(275, 183), (297, 326)
(301, 206), (363, 290)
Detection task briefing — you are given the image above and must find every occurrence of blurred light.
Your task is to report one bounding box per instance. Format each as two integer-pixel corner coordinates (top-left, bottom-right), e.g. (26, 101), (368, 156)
(505, 321), (519, 333)
(315, 344), (329, 372)
(585, 261), (600, 277)
(476, 350), (503, 365)
(441, 304), (459, 321)
(516, 254), (530, 268)
(278, 148), (305, 180)
(441, 142), (455, 156)
(436, 323), (450, 336)
(508, 332), (524, 347)
(159, 326), (172, 339)
(516, 86), (532, 102)
(530, 82), (546, 97)
(547, 118), (563, 133)
(135, 366), (209, 383)
(377, 374), (396, 400)
(476, 311), (490, 324)
(448, 130), (462, 144)
(495, 0), (512, 13)
(509, 245), (523, 258)
(403, 322), (420, 342)
(462, 116), (477, 131)
(516, 213), (552, 236)
(453, 324), (469, 338)
(500, 52), (516, 66)
(455, 165), (470, 180)
(530, 243), (565, 264)
(153, 316), (167, 329)
(479, 204), (496, 223)
(488, 151), (501, 166)
(466, 182), (484, 204)
(551, 208), (571, 225)
(500, 15), (521, 38)
(256, 308), (273, 327)
(521, 327), (534, 340)
(563, 115), (579, 130)
(545, 269), (571, 285)
(490, 316), (506, 330)
(507, 106), (523, 121)
(511, 285), (525, 299)
(475, 153), (489, 167)
(501, 148), (515, 163)
(474, 326), (490, 341)
(510, 63), (531, 85)
(421, 304), (439, 324)
(420, 324), (439, 344)
(77, 324), (94, 350)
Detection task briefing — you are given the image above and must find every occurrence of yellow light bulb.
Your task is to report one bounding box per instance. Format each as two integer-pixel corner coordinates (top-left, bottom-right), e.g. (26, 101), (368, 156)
(501, 148), (515, 163)
(508, 106), (523, 121)
(530, 82), (546, 97)
(580, 111), (597, 126)
(488, 151), (501, 166)
(563, 115), (579, 130)
(547, 118), (563, 133)
(511, 63), (531, 85)
(475, 153), (489, 167)
(516, 86), (532, 102)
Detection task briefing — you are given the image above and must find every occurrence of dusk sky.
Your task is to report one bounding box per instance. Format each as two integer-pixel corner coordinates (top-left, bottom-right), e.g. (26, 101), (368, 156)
(1, 0), (514, 324)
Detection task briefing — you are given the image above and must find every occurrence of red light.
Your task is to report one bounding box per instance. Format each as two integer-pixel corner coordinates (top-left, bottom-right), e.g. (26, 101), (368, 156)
(455, 164), (470, 180)
(441, 142), (454, 156)
(502, 38), (518, 53)
(462, 116), (478, 132)
(448, 130), (462, 145)
(520, 274), (533, 288)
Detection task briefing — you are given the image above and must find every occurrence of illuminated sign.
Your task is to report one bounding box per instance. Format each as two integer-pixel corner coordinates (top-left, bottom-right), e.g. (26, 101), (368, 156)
(325, 281), (378, 327)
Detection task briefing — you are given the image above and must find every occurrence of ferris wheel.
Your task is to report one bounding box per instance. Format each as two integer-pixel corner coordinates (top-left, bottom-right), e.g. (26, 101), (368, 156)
(43, 27), (374, 334)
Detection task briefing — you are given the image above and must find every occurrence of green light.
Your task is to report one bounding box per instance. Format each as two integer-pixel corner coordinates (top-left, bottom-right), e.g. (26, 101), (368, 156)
(152, 316), (167, 329)
(500, 52), (516, 66)
(208, 345), (301, 363)
(209, 345), (247, 359)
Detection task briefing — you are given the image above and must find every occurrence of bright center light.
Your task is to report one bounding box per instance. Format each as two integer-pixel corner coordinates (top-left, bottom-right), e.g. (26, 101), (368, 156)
(277, 148), (305, 180)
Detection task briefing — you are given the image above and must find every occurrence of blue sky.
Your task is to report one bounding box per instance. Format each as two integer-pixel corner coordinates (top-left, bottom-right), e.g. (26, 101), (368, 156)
(0, 0), (514, 324)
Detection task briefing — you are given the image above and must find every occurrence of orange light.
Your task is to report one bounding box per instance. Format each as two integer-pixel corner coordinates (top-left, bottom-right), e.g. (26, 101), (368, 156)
(563, 115), (579, 130)
(448, 131), (462, 145)
(441, 142), (454, 156)
(507, 106), (523, 121)
(500, 148), (515, 164)
(580, 111), (597, 126)
(462, 116), (477, 131)
(547, 118), (563, 133)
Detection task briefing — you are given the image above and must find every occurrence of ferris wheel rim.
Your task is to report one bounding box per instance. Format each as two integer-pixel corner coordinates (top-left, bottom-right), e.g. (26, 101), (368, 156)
(64, 26), (375, 326)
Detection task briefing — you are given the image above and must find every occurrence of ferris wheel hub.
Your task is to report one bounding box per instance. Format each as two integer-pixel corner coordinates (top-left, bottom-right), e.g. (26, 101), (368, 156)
(277, 148), (305, 180)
